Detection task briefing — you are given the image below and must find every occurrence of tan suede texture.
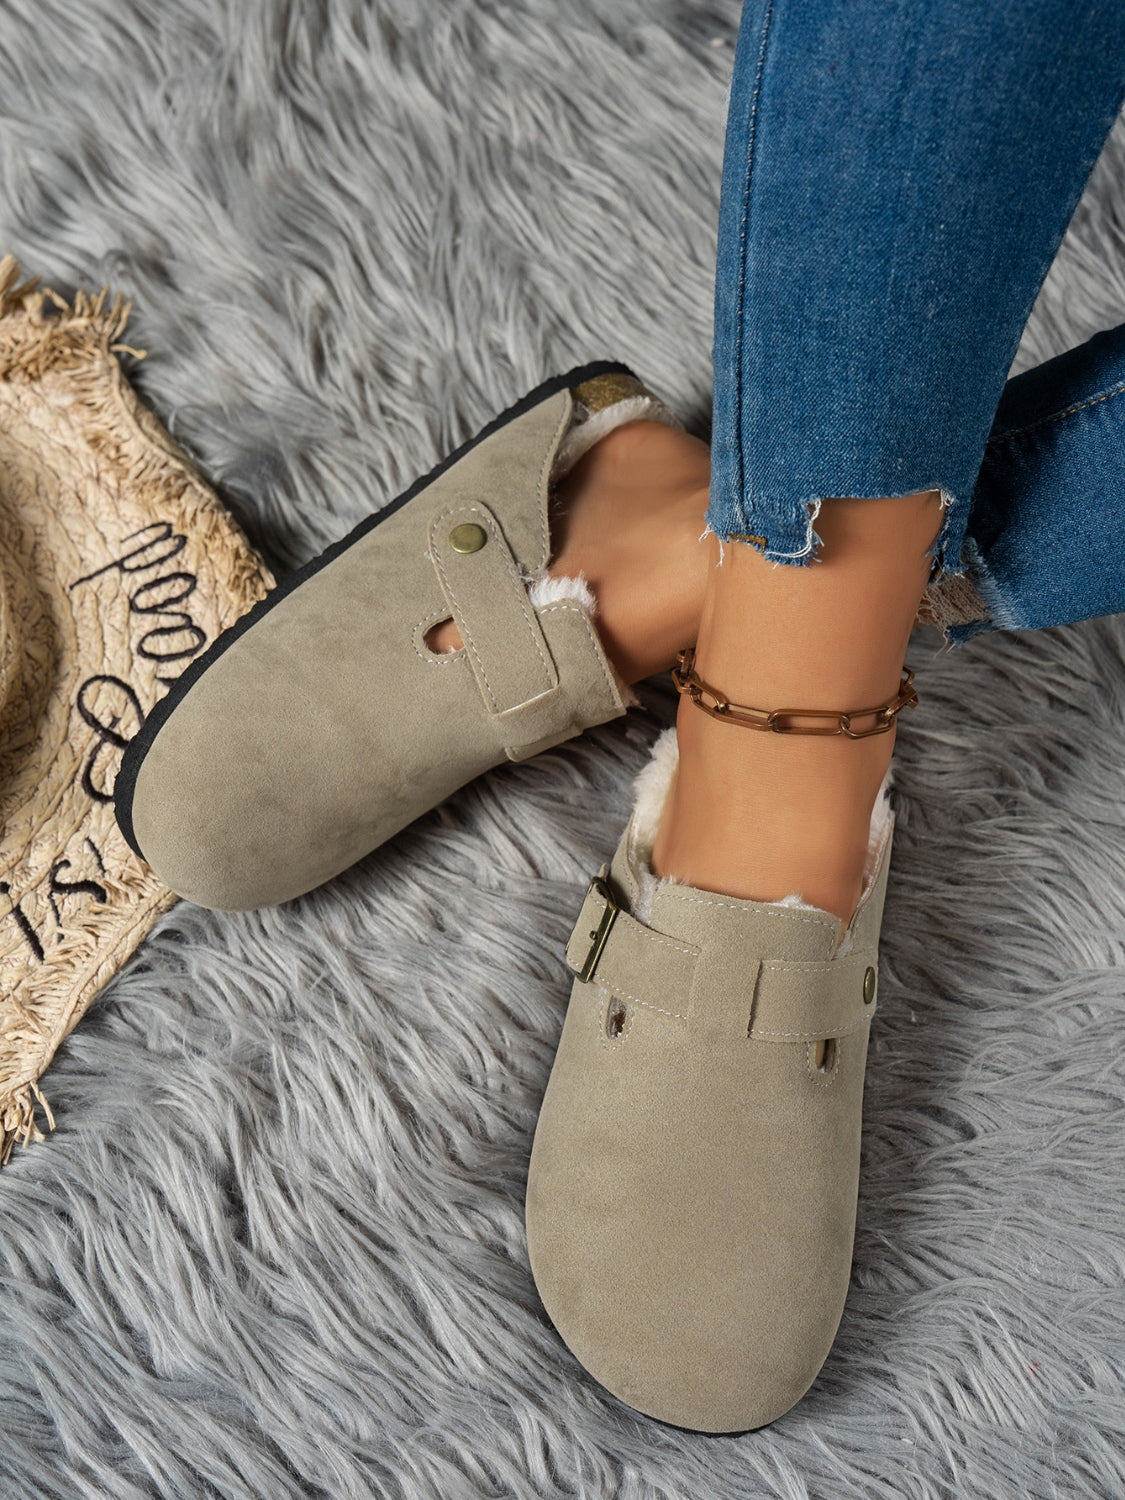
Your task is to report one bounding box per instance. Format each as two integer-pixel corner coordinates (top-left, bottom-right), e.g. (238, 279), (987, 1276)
(128, 388), (625, 909)
(526, 811), (893, 1433)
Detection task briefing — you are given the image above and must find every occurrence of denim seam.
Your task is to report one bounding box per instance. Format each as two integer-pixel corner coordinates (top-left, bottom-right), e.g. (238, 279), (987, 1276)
(731, 0), (775, 526)
(986, 380), (1125, 447)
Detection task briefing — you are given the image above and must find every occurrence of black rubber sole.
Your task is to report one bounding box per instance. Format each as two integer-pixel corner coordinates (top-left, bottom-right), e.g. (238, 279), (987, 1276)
(113, 359), (635, 857)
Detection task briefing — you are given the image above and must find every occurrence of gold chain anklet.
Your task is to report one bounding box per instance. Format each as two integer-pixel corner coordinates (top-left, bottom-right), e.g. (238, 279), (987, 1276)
(671, 648), (918, 739)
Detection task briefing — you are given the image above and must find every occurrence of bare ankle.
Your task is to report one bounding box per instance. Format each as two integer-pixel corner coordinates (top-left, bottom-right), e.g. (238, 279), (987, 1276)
(428, 421), (712, 679)
(652, 489), (940, 923)
(652, 696), (889, 924)
(548, 422), (711, 684)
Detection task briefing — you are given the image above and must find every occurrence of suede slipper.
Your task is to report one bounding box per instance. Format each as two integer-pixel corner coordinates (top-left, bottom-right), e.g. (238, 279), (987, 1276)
(114, 363), (679, 909)
(526, 729), (893, 1432)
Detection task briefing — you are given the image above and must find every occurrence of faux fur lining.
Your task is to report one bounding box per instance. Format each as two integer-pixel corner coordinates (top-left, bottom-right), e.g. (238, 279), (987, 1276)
(525, 570), (598, 614)
(524, 570), (638, 707)
(552, 393), (682, 479)
(627, 726), (893, 946)
(630, 727), (681, 922)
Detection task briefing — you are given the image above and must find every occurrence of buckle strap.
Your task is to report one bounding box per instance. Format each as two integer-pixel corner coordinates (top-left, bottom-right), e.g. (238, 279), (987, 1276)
(429, 501), (558, 715)
(566, 875), (698, 1020)
(567, 872), (880, 1040)
(749, 952), (878, 1041)
(571, 875), (619, 983)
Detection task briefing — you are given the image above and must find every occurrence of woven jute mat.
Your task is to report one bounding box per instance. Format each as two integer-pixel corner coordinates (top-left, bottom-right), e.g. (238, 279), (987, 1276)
(0, 256), (273, 1164)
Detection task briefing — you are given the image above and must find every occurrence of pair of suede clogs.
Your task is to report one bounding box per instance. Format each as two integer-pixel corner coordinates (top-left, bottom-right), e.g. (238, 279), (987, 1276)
(115, 363), (893, 1433)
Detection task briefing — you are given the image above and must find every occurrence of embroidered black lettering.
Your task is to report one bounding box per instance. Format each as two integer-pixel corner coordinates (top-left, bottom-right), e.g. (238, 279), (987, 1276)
(129, 572), (197, 613)
(70, 523), (187, 588)
(47, 861), (109, 928)
(136, 619), (208, 662)
(75, 675), (146, 803)
(0, 882), (45, 963)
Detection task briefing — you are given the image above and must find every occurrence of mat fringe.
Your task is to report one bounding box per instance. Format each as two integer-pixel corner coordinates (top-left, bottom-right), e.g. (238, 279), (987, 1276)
(0, 1079), (56, 1166)
(0, 253), (145, 378)
(0, 254), (269, 1163)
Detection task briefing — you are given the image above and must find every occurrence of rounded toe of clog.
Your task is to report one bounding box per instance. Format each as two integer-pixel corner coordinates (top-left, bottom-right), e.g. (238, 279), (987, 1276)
(124, 739), (302, 910)
(118, 671), (369, 909)
(527, 1202), (839, 1434)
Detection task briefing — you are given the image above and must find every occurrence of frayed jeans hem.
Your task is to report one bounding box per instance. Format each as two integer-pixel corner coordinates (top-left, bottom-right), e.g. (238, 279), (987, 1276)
(703, 486), (962, 570)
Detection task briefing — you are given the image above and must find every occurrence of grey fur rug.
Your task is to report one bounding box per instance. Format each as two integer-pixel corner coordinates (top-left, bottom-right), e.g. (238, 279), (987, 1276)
(3, 2), (1125, 1496)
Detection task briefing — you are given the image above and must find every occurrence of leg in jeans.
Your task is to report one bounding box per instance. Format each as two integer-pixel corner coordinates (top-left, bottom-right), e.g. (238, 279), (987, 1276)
(525, 7), (1125, 1426)
(952, 324), (1125, 636)
(655, 0), (1125, 926)
(430, 7), (1125, 790)
(538, 317), (1125, 666)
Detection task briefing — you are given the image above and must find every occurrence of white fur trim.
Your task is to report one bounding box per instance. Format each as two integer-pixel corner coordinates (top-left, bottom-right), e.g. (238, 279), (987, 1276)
(631, 726), (679, 858)
(524, 570), (639, 708)
(627, 727), (894, 934)
(525, 570), (598, 614)
(553, 394), (682, 479)
(630, 727), (679, 921)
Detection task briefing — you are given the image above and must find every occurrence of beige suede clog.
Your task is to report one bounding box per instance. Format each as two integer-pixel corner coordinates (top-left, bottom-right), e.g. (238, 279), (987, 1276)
(526, 732), (893, 1432)
(115, 364), (679, 909)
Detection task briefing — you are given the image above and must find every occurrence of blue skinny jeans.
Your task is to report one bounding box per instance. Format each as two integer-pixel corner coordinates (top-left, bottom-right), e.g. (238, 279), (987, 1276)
(710, 0), (1125, 638)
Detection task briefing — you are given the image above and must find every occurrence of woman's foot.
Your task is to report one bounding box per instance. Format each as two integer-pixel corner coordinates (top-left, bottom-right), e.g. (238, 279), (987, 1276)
(433, 419), (939, 932)
(427, 420), (714, 683)
(653, 492), (943, 930)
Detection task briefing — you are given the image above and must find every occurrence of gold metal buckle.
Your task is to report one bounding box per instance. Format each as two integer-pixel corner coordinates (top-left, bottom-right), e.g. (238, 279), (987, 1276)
(575, 875), (619, 983)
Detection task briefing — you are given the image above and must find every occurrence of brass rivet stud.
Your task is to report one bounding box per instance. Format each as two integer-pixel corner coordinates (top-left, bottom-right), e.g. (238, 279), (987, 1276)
(449, 522), (487, 554)
(863, 966), (877, 1005)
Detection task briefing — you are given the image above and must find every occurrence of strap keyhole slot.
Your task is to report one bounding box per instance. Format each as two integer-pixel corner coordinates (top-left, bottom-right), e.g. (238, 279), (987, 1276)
(423, 617), (462, 655)
(813, 1037), (837, 1073)
(605, 997), (628, 1040)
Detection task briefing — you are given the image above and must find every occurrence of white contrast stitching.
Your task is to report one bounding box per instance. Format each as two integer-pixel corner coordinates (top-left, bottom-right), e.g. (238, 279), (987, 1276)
(440, 502), (557, 698)
(761, 958), (874, 974)
(752, 1017), (872, 1040)
(628, 930), (697, 958)
(411, 609), (468, 665)
(431, 508), (499, 710)
(667, 891), (838, 932)
(537, 598), (622, 710)
(481, 505), (558, 687)
(536, 395), (571, 569)
(431, 501), (554, 704)
(604, 987), (687, 1021)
